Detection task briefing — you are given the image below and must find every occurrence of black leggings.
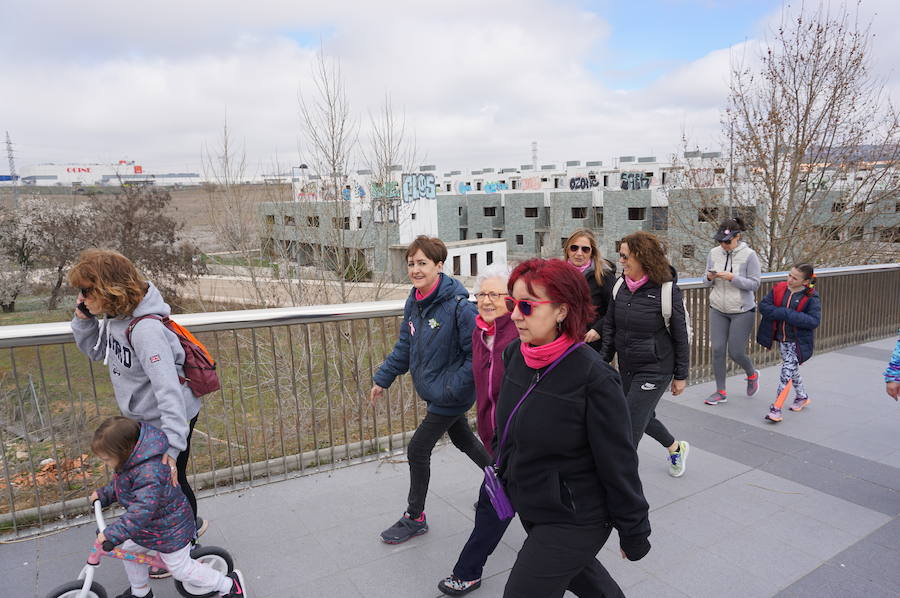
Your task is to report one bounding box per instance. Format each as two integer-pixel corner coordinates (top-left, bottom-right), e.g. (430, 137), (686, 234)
(176, 414), (199, 518)
(406, 411), (491, 518)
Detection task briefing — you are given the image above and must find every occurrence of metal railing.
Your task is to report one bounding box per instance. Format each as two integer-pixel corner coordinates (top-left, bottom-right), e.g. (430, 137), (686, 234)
(1, 263), (898, 537)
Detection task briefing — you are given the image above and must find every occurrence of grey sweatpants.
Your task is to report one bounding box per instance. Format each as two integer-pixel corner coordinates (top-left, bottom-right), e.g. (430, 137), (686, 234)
(709, 308), (757, 391)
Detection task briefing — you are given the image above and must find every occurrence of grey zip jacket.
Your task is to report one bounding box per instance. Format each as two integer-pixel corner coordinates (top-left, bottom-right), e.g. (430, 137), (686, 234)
(71, 282), (201, 459)
(703, 241), (761, 313)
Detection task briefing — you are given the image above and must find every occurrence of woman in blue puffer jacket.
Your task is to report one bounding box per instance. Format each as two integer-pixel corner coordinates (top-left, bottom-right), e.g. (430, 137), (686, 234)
(90, 417), (244, 598)
(370, 235), (491, 545)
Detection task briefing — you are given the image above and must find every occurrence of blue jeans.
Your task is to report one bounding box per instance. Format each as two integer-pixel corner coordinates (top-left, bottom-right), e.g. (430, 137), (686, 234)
(452, 481), (512, 581)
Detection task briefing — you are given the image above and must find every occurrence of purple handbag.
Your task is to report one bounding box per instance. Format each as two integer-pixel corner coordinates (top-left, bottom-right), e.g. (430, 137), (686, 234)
(485, 342), (584, 520)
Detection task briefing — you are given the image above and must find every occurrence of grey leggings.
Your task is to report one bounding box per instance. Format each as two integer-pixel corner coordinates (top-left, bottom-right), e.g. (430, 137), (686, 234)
(709, 308), (756, 391)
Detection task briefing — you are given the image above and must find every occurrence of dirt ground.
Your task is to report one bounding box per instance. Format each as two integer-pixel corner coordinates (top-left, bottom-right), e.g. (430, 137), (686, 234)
(0, 183), (291, 253)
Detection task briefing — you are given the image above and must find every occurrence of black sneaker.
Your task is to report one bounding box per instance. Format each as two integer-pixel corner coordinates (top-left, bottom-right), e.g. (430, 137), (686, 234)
(439, 575), (482, 596)
(222, 569), (246, 597)
(148, 565), (171, 579)
(380, 512), (428, 544)
(115, 588), (154, 598)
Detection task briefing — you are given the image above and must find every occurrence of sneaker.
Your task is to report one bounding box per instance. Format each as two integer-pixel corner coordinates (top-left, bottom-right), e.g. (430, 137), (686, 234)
(222, 569), (246, 597)
(765, 404), (783, 423)
(195, 516), (209, 537)
(380, 512), (428, 544)
(439, 575), (482, 596)
(704, 390), (728, 405)
(790, 397), (810, 412)
(746, 371), (760, 397)
(115, 589), (154, 598)
(668, 441), (690, 477)
(148, 565), (171, 579)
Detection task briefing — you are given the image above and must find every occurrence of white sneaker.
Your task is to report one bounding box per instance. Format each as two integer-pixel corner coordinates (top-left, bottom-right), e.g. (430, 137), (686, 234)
(669, 441), (690, 477)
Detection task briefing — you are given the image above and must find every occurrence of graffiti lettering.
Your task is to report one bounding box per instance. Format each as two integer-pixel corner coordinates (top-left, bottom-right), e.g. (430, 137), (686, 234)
(401, 173), (436, 203)
(520, 177), (542, 190)
(483, 182), (508, 194)
(371, 181), (401, 200)
(568, 176), (599, 190)
(457, 182), (472, 194)
(620, 172), (651, 190)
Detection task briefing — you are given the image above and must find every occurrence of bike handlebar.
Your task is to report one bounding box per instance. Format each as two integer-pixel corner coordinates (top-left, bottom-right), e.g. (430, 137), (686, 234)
(93, 499), (107, 532)
(101, 540), (115, 552)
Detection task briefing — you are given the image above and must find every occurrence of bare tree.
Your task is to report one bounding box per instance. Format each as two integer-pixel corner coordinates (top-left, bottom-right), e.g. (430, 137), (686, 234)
(297, 48), (360, 302)
(0, 199), (43, 312)
(667, 2), (900, 273)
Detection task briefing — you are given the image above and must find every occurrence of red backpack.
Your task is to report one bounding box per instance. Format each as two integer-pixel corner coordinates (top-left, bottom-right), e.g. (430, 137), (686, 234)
(126, 315), (221, 397)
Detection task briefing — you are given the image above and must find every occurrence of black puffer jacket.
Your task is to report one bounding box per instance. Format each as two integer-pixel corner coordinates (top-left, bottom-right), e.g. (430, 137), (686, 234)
(585, 259), (617, 351)
(496, 341), (651, 559)
(601, 268), (690, 380)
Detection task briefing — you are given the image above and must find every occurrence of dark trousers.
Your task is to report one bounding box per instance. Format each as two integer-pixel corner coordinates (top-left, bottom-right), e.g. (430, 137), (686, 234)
(407, 411), (491, 518)
(503, 520), (624, 598)
(621, 372), (675, 449)
(453, 481), (512, 580)
(176, 414), (199, 518)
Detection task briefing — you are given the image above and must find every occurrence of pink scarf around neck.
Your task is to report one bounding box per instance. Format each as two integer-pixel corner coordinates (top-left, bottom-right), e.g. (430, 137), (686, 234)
(625, 274), (649, 293)
(415, 277), (441, 301)
(475, 314), (496, 336)
(520, 334), (577, 369)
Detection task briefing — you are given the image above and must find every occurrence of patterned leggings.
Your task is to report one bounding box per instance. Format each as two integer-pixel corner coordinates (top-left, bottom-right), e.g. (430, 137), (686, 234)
(777, 342), (808, 399)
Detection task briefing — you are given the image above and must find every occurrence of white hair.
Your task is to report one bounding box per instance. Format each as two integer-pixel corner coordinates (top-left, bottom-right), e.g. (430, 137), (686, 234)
(476, 263), (513, 290)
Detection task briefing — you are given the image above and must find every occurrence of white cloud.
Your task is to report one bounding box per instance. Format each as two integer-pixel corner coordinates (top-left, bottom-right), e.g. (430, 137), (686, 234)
(2, 0), (897, 175)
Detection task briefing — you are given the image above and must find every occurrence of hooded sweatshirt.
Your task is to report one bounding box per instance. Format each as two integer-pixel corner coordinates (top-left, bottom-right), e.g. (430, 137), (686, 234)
(71, 282), (201, 459)
(96, 422), (196, 552)
(703, 241), (761, 313)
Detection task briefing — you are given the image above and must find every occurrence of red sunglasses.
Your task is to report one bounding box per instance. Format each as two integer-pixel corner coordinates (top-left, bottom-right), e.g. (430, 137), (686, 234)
(504, 297), (554, 316)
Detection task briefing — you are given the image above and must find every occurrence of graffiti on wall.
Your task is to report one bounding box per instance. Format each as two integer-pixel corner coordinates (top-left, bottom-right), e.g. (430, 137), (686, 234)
(520, 177), (542, 190)
(401, 173), (436, 203)
(568, 176), (600, 190)
(483, 182), (508, 193)
(457, 182), (472, 194)
(620, 172), (652, 190)
(371, 181), (401, 200)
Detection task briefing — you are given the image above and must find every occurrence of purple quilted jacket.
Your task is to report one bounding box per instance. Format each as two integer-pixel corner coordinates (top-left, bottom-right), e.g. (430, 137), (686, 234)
(96, 422), (196, 552)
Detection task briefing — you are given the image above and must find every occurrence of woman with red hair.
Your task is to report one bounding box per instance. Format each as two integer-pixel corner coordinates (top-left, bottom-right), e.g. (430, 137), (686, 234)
(495, 258), (650, 598)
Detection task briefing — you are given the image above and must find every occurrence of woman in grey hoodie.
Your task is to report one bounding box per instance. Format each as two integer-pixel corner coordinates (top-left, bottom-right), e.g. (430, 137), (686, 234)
(69, 249), (205, 578)
(702, 218), (762, 405)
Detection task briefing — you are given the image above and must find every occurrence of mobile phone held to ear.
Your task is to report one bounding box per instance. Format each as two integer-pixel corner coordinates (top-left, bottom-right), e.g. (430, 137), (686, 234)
(77, 302), (94, 318)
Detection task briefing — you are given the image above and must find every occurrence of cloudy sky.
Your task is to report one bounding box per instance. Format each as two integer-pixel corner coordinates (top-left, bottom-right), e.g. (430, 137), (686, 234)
(2, 0), (898, 176)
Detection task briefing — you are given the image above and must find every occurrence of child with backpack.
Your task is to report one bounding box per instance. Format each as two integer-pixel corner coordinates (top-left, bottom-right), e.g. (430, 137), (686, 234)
(756, 264), (821, 423)
(90, 416), (245, 598)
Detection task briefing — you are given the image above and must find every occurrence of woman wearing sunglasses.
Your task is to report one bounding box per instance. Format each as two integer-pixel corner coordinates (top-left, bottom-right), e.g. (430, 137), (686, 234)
(563, 229), (615, 351)
(371, 235), (491, 545)
(496, 258), (650, 598)
(439, 264), (518, 596)
(68, 249), (207, 579)
(601, 232), (691, 477)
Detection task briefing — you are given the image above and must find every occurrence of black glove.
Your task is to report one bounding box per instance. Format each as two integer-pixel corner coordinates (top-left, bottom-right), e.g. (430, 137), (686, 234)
(620, 535), (651, 561)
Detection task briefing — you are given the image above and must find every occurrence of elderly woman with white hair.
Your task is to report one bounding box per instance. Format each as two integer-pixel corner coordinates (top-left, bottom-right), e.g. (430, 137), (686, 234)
(438, 263), (518, 596)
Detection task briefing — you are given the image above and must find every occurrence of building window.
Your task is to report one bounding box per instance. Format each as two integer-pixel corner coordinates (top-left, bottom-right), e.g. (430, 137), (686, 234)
(265, 214), (275, 225)
(494, 230), (502, 238)
(561, 238), (568, 248)
(553, 178), (560, 189)
(895, 201), (900, 213)
(832, 201), (846, 213)
(682, 244), (695, 259)
(447, 183), (452, 192)
(698, 207), (719, 222)
(477, 182), (483, 191)
(332, 216), (350, 230)
(594, 207), (603, 228)
(458, 206), (463, 216)
(661, 172), (667, 185)
(877, 227), (899, 242)
(476, 232), (483, 239)
(525, 207), (538, 218)
(356, 216), (362, 228)
(484, 206), (496, 217)
(470, 253), (478, 276)
(486, 251), (494, 265)
(284, 215), (296, 226)
(651, 206), (668, 230)
(511, 180), (518, 189)
(460, 228), (468, 240)
(628, 207), (646, 220)
(713, 167), (726, 174)
(571, 207), (587, 219)
(453, 255), (461, 275)
(541, 177), (548, 183)
(411, 212), (417, 220)
(307, 216), (320, 227)
(848, 227), (865, 241)
(516, 234), (524, 245)
(603, 175), (609, 187)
